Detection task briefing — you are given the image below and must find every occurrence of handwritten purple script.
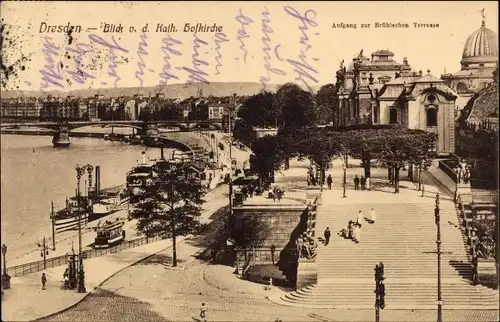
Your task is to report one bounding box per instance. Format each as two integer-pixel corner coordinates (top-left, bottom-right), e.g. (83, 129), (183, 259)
(40, 36), (95, 90)
(284, 6), (320, 92)
(235, 9), (254, 63)
(40, 37), (64, 90)
(66, 42), (95, 85)
(135, 32), (149, 87)
(158, 34), (183, 87)
(214, 32), (229, 75)
(260, 7), (286, 90)
(182, 34), (209, 85)
(88, 34), (129, 87)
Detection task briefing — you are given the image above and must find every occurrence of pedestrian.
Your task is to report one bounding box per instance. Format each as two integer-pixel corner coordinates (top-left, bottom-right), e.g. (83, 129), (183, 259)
(370, 208), (376, 224)
(472, 254), (478, 285)
(366, 176), (371, 191)
(41, 272), (47, 290)
(353, 223), (361, 243)
(357, 210), (364, 226)
(327, 174), (333, 190)
(360, 176), (366, 190)
(324, 227), (331, 245)
(347, 221), (354, 239)
(200, 302), (207, 321)
(354, 175), (360, 190)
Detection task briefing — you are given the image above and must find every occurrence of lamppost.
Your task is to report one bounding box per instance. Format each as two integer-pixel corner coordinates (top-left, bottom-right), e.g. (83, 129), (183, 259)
(37, 237), (50, 270)
(342, 161), (347, 198)
(75, 164), (93, 293)
(1, 244), (10, 289)
(434, 193), (443, 322)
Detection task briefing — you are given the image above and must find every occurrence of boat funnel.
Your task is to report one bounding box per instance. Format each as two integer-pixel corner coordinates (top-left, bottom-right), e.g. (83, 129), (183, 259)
(142, 151), (147, 164)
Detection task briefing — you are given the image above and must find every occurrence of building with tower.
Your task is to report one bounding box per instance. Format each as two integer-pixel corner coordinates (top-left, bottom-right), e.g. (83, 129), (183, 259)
(442, 10), (498, 109)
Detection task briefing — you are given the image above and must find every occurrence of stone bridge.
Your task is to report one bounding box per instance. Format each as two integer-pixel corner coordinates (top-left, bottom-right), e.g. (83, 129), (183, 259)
(0, 119), (224, 147)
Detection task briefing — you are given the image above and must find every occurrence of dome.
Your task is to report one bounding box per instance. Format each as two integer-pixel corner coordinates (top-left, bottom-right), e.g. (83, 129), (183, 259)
(461, 19), (498, 65)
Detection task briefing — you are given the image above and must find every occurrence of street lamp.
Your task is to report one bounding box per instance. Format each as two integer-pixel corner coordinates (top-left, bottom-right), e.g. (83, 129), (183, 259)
(342, 161), (347, 198)
(75, 164), (93, 293)
(434, 193), (443, 322)
(1, 244), (11, 289)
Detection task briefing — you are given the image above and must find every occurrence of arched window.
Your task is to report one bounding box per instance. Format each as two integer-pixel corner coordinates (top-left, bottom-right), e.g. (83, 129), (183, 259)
(389, 108), (398, 124)
(426, 108), (438, 127)
(456, 83), (467, 93)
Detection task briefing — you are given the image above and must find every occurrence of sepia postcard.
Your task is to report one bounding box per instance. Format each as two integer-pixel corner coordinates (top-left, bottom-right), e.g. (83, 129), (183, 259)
(0, 1), (499, 321)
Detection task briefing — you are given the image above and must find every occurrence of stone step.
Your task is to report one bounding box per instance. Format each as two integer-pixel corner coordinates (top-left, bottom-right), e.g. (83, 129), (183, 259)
(283, 294), (498, 304)
(288, 293), (498, 301)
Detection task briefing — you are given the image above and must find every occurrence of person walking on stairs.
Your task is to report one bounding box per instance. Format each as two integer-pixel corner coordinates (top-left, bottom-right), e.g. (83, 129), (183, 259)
(324, 227), (331, 245)
(369, 208), (376, 224)
(353, 223), (361, 243)
(327, 174), (333, 190)
(354, 175), (360, 190)
(472, 254), (479, 285)
(357, 210), (364, 226)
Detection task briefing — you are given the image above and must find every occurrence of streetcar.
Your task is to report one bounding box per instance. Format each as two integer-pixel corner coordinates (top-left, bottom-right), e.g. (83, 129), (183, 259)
(94, 219), (126, 248)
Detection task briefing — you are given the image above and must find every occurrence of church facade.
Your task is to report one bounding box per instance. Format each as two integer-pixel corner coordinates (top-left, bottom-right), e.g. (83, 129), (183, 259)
(334, 50), (457, 156)
(332, 14), (498, 156)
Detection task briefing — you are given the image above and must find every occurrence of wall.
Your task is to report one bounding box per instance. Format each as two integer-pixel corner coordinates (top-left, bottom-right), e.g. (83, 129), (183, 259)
(232, 205), (309, 283)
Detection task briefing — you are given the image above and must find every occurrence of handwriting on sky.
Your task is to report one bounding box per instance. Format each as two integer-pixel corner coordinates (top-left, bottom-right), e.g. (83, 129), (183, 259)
(39, 6), (319, 92)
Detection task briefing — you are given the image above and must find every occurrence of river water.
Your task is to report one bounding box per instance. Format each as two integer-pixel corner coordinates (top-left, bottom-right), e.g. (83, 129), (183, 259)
(1, 132), (173, 259)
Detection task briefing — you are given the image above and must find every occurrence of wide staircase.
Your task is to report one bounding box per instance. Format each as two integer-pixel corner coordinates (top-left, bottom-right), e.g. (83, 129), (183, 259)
(273, 186), (499, 309)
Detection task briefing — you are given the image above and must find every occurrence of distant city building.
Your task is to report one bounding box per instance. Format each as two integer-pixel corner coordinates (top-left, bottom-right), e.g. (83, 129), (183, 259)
(1, 97), (42, 120)
(208, 104), (224, 120)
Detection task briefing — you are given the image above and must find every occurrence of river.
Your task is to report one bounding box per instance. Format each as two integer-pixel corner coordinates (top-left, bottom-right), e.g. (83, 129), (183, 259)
(1, 132), (175, 260)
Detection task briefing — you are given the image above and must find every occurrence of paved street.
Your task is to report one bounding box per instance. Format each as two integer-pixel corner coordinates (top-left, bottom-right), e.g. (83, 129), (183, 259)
(43, 238), (499, 321)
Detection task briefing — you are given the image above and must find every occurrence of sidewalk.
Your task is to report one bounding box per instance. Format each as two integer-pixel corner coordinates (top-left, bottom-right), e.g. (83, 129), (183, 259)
(2, 182), (231, 321)
(1, 237), (175, 321)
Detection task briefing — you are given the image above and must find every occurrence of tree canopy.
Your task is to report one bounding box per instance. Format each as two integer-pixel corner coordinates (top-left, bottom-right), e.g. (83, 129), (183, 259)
(237, 91), (279, 127)
(131, 165), (205, 266)
(250, 135), (285, 184)
(315, 84), (337, 125)
(273, 83), (315, 128)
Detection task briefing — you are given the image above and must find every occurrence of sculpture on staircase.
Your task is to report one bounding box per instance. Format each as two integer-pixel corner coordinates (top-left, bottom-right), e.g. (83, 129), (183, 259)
(296, 231), (318, 259)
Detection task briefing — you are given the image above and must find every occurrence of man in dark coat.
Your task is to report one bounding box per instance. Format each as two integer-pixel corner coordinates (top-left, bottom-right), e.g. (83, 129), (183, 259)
(324, 227), (331, 245)
(354, 175), (360, 190)
(327, 174), (333, 190)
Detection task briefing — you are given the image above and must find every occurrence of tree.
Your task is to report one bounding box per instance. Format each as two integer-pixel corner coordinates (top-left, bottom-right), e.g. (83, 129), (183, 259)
(250, 135), (285, 185)
(237, 91), (279, 127)
(315, 84), (337, 125)
(233, 119), (257, 147)
(273, 83), (315, 128)
(372, 129), (436, 193)
(131, 165), (205, 267)
(285, 127), (342, 189)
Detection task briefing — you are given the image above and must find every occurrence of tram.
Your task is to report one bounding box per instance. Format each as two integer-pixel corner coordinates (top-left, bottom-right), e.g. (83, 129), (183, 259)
(94, 219), (126, 248)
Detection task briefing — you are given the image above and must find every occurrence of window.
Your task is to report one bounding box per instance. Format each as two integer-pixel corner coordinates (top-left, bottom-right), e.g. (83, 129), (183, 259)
(456, 83), (467, 93)
(426, 108), (437, 127)
(389, 108), (398, 124)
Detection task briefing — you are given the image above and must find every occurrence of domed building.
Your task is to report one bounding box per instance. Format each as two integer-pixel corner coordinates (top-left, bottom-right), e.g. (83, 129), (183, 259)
(442, 12), (498, 105)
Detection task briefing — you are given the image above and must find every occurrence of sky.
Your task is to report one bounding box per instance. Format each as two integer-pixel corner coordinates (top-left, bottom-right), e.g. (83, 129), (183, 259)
(0, 1), (498, 92)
